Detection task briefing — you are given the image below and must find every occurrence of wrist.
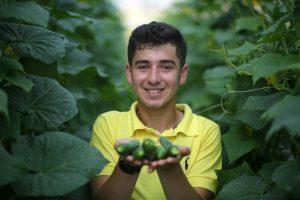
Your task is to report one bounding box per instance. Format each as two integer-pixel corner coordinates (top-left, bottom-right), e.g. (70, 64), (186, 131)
(118, 159), (141, 175)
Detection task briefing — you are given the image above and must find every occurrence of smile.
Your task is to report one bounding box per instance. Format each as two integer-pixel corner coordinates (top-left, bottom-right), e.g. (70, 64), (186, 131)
(145, 89), (163, 94)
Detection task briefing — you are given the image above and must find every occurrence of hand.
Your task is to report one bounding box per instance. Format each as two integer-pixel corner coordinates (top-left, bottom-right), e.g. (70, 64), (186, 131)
(144, 145), (190, 173)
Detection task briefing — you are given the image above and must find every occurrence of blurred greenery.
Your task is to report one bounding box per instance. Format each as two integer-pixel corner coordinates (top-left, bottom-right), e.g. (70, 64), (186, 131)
(0, 0), (299, 199)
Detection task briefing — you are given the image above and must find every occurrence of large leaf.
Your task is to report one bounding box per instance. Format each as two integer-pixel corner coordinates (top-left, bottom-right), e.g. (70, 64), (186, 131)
(271, 160), (300, 198)
(216, 161), (254, 191)
(227, 41), (259, 57)
(0, 88), (8, 119)
(235, 110), (267, 130)
(244, 92), (285, 112)
(0, 145), (26, 186)
(0, 22), (70, 64)
(258, 161), (283, 185)
(0, 2), (49, 27)
(217, 175), (288, 200)
(222, 128), (258, 163)
(250, 53), (300, 83)
(11, 132), (107, 196)
(0, 57), (34, 92)
(262, 94), (300, 139)
(235, 16), (264, 32)
(217, 175), (265, 200)
(0, 110), (21, 139)
(6, 75), (78, 131)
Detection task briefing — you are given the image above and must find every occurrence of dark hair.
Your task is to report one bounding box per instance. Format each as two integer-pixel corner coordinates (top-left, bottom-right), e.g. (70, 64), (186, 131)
(127, 21), (187, 67)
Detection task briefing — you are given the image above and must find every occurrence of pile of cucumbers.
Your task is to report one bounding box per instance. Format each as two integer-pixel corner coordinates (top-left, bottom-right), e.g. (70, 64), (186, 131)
(116, 137), (180, 160)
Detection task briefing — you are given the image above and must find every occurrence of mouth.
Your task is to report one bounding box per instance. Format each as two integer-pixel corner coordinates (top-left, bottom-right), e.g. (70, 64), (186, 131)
(145, 88), (164, 95)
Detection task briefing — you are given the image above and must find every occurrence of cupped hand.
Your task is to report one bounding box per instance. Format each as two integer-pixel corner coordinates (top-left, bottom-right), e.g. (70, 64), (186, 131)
(144, 145), (190, 173)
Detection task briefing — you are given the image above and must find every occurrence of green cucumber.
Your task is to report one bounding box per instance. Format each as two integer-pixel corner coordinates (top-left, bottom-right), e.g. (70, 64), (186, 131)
(116, 139), (140, 155)
(116, 143), (129, 155)
(132, 146), (145, 160)
(159, 136), (180, 157)
(142, 138), (157, 160)
(127, 139), (140, 152)
(155, 146), (167, 160)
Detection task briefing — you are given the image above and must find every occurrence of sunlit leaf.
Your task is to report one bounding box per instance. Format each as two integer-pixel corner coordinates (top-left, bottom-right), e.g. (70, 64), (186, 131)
(235, 16), (264, 32)
(222, 128), (258, 163)
(227, 41), (259, 57)
(262, 94), (300, 139)
(0, 22), (70, 64)
(11, 132), (107, 196)
(5, 75), (78, 131)
(250, 53), (300, 83)
(0, 2), (49, 27)
(0, 145), (26, 186)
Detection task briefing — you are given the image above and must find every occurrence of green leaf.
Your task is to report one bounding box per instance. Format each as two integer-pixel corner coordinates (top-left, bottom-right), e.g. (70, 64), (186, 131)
(0, 22), (70, 64)
(0, 145), (26, 186)
(217, 175), (265, 200)
(262, 94), (300, 139)
(250, 53), (300, 83)
(6, 75), (78, 131)
(11, 132), (107, 196)
(0, 110), (21, 139)
(227, 41), (259, 57)
(0, 58), (34, 91)
(57, 49), (93, 75)
(0, 88), (9, 119)
(235, 16), (264, 32)
(235, 110), (267, 130)
(0, 2), (49, 27)
(258, 161), (283, 185)
(244, 93), (285, 112)
(222, 128), (258, 163)
(271, 160), (300, 198)
(217, 161), (254, 191)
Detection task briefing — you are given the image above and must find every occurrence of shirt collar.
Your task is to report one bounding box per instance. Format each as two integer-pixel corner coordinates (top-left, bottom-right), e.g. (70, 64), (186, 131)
(128, 101), (198, 137)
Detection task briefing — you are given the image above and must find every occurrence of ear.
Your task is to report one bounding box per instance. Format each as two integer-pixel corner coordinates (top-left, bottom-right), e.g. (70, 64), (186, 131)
(179, 64), (188, 85)
(125, 64), (133, 84)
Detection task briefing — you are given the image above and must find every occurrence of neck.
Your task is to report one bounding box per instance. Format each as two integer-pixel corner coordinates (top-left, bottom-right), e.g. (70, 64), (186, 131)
(136, 104), (183, 133)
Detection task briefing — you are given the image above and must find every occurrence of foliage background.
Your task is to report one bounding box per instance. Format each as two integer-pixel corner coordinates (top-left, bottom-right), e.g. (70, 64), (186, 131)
(0, 0), (299, 199)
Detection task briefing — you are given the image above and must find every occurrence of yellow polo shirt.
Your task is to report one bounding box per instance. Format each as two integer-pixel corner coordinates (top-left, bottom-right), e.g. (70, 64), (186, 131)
(90, 102), (222, 200)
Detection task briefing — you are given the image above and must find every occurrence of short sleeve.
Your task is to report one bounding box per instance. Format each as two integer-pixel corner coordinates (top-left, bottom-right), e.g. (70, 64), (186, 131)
(90, 115), (119, 176)
(187, 123), (222, 194)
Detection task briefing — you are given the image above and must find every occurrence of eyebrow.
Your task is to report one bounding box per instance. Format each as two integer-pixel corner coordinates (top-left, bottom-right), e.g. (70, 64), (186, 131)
(134, 60), (176, 66)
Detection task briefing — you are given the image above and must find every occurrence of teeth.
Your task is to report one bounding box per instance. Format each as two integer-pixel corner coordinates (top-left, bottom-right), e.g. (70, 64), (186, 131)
(147, 89), (161, 94)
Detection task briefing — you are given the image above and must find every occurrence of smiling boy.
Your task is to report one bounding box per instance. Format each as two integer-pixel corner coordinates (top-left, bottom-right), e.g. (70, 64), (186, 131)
(90, 22), (222, 200)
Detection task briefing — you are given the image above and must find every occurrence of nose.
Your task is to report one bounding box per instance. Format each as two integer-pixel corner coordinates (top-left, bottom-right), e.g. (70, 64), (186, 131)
(148, 67), (160, 85)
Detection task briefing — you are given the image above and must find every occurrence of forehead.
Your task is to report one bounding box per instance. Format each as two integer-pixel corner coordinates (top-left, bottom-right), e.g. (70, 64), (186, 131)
(133, 43), (178, 62)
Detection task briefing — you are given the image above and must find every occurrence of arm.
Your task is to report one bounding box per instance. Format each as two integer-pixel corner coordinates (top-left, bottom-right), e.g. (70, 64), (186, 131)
(90, 160), (140, 200)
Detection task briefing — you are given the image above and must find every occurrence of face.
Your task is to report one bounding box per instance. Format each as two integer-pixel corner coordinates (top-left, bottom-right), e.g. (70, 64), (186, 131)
(126, 43), (188, 110)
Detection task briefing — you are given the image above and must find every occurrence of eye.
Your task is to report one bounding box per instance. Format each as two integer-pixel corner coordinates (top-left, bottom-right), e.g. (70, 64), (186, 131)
(136, 65), (148, 70)
(161, 65), (173, 71)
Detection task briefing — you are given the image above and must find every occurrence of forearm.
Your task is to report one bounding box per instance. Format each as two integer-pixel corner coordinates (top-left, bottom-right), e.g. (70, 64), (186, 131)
(157, 164), (204, 200)
(92, 162), (139, 200)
